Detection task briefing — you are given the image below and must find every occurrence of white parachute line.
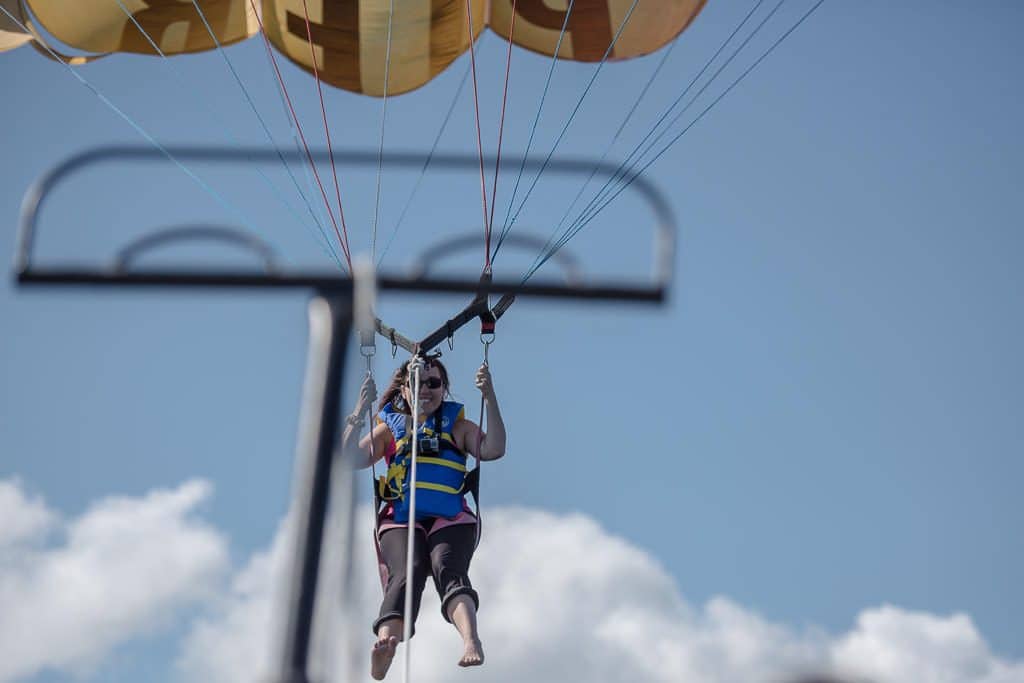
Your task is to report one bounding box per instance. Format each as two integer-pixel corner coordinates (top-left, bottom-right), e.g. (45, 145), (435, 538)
(377, 48), (478, 268)
(0, 4), (261, 236)
(499, 0), (641, 241)
(523, 0), (790, 282)
(372, 0), (396, 264)
(494, 0), (577, 252)
(519, 32), (684, 283)
(111, 0), (341, 268)
(560, 0), (783, 243)
(252, 13), (344, 269)
(538, 0), (829, 275)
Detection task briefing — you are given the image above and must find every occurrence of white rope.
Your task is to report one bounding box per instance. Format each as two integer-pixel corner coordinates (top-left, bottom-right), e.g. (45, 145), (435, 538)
(371, 0), (396, 263)
(473, 340), (490, 548)
(402, 357), (424, 683)
(475, 342), (490, 465)
(364, 358), (377, 475)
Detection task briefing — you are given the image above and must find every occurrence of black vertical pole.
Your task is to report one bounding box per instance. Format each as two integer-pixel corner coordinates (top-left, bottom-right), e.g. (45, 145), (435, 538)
(277, 292), (352, 683)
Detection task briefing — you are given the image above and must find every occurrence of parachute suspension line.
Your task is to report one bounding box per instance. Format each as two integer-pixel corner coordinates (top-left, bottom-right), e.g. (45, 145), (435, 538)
(527, 0), (828, 280)
(494, 0), (576, 258)
(111, 0), (337, 268)
(250, 0), (352, 270)
(522, 0), (776, 282)
(495, 0), (640, 256)
(187, 0), (306, 179)
(371, 0), (396, 264)
(552, 0), (775, 254)
(378, 57), (476, 267)
(402, 357), (426, 683)
(553, 0), (792, 255)
(463, 0), (491, 268)
(521, 30), (683, 284)
(0, 5), (257, 234)
(486, 0), (519, 248)
(298, 0), (354, 266)
(256, 18), (345, 269)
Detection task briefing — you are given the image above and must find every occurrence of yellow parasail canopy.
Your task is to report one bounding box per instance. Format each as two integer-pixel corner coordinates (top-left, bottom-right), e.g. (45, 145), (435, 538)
(7, 0), (707, 95)
(0, 0), (32, 52)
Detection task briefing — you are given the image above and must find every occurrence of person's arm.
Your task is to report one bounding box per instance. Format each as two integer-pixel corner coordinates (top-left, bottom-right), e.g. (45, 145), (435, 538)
(340, 375), (391, 469)
(459, 363), (507, 461)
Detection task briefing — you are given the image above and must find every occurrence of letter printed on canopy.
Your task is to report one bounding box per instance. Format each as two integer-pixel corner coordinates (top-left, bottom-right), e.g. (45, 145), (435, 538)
(263, 0), (484, 97)
(489, 0), (707, 62)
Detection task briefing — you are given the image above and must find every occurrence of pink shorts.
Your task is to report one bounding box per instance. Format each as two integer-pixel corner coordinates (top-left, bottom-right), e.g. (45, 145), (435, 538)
(377, 510), (477, 537)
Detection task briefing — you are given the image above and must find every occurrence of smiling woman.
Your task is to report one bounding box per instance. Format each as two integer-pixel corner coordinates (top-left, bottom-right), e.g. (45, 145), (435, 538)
(341, 354), (506, 680)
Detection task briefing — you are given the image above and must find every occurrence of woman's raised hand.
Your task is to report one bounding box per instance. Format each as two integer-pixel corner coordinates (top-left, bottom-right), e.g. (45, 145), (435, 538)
(474, 363), (495, 400)
(357, 374), (378, 414)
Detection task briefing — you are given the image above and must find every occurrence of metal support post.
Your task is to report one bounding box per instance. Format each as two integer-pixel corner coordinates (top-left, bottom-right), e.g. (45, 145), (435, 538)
(277, 292), (352, 683)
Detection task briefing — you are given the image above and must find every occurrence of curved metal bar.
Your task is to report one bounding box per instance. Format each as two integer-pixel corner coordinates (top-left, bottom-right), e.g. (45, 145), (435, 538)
(408, 231), (582, 284)
(113, 224), (280, 273)
(14, 145), (676, 296)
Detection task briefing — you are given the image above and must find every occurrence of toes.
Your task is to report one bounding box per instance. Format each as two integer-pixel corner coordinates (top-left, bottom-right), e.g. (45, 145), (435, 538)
(371, 637), (399, 680)
(458, 642), (484, 667)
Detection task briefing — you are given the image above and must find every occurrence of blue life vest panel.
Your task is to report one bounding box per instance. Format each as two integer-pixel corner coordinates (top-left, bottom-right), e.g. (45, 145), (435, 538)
(378, 400), (467, 522)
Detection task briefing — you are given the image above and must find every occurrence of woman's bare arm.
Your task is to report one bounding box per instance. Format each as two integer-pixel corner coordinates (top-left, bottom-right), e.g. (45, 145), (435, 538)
(339, 375), (392, 468)
(458, 363), (506, 461)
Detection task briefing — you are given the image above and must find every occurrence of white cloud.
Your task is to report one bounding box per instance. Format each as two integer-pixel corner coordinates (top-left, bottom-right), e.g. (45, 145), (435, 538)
(3, 478), (1021, 683)
(0, 479), (229, 683)
(177, 506), (1024, 683)
(833, 606), (1024, 683)
(176, 514), (291, 683)
(0, 479), (58, 548)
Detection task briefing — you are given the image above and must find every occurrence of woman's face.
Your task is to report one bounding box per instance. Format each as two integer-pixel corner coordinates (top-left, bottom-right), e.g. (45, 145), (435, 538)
(402, 365), (445, 416)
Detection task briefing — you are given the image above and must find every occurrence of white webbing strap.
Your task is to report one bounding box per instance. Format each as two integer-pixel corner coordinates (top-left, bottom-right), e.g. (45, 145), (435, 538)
(402, 357), (424, 683)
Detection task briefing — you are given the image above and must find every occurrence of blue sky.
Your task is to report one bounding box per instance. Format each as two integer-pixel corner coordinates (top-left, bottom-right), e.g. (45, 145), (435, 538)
(2, 2), (1023, 682)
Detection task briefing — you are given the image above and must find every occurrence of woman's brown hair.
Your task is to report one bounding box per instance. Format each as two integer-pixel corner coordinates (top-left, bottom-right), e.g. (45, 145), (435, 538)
(377, 355), (451, 414)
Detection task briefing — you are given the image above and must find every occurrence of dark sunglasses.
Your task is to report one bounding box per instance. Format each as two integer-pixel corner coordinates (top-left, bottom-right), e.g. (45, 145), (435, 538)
(419, 377), (444, 389)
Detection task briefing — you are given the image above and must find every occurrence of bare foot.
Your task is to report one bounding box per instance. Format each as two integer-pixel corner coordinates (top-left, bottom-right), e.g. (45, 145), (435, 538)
(371, 635), (399, 680)
(458, 639), (484, 668)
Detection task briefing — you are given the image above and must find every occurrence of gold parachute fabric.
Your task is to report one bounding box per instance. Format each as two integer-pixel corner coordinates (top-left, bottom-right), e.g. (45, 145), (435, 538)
(3, 0), (707, 95)
(0, 0), (32, 52)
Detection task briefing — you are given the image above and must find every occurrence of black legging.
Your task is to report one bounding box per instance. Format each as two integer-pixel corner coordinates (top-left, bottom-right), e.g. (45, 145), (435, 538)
(373, 520), (479, 636)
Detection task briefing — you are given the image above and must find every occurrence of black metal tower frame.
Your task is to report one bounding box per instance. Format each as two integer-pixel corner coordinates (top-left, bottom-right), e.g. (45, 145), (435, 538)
(12, 145), (677, 683)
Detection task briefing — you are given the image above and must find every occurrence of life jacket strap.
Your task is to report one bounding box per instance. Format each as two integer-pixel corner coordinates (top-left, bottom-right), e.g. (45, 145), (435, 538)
(415, 481), (463, 495)
(395, 434), (460, 456)
(416, 456), (466, 472)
